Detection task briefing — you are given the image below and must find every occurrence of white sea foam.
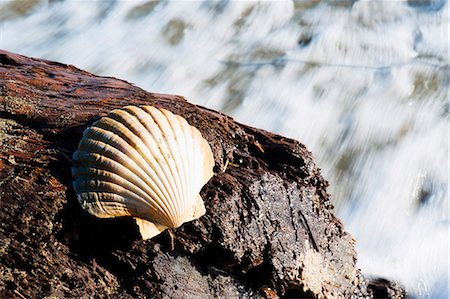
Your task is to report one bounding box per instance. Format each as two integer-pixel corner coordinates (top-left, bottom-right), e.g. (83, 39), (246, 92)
(0, 1), (448, 297)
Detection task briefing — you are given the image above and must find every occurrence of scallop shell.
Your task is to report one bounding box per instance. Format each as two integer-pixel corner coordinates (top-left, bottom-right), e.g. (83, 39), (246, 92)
(72, 105), (214, 239)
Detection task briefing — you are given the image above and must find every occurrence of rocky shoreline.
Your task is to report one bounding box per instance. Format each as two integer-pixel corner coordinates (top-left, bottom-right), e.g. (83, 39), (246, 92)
(0, 50), (404, 298)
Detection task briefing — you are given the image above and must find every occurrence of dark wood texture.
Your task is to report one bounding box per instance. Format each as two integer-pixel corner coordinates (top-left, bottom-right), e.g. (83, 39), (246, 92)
(0, 50), (397, 298)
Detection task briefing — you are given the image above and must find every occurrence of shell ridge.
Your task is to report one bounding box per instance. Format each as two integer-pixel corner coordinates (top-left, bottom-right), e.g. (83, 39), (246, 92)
(140, 106), (186, 227)
(72, 166), (168, 224)
(146, 107), (192, 227)
(73, 147), (174, 223)
(77, 192), (130, 217)
(79, 192), (135, 218)
(124, 106), (181, 225)
(76, 139), (165, 203)
(120, 107), (181, 213)
(85, 125), (175, 213)
(76, 190), (110, 217)
(75, 180), (146, 211)
(174, 115), (192, 217)
(72, 105), (215, 238)
(147, 109), (184, 227)
(162, 110), (191, 224)
(75, 179), (167, 224)
(91, 118), (178, 223)
(74, 169), (156, 216)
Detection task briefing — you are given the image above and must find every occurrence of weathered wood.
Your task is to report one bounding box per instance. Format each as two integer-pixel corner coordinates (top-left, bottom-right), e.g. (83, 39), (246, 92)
(0, 50), (398, 298)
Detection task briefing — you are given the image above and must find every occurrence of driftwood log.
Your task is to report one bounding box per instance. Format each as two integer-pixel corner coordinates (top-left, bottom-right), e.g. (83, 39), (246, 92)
(0, 50), (403, 298)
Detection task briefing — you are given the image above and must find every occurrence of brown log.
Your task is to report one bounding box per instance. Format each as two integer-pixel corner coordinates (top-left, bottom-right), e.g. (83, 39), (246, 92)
(0, 50), (400, 298)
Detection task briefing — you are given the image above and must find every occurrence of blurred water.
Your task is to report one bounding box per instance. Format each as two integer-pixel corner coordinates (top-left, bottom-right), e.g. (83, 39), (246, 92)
(0, 0), (448, 297)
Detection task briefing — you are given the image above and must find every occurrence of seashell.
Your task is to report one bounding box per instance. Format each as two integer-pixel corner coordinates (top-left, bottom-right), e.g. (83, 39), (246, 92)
(72, 105), (214, 240)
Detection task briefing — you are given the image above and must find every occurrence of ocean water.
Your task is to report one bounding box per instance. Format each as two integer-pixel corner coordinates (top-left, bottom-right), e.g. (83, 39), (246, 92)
(0, 0), (448, 297)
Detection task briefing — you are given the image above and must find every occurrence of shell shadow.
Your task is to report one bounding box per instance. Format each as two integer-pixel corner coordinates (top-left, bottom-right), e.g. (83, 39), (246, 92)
(57, 186), (141, 259)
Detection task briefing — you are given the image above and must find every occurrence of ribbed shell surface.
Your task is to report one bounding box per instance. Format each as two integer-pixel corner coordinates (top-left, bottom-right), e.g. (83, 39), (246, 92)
(72, 105), (214, 233)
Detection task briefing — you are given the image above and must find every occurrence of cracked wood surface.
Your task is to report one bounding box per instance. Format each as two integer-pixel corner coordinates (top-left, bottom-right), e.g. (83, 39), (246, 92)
(0, 50), (400, 298)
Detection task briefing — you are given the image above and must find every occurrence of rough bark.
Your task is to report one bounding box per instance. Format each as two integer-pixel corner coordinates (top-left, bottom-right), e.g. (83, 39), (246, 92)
(0, 50), (402, 298)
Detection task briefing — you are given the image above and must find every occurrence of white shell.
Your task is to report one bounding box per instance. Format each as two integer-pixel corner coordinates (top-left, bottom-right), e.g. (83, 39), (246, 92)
(72, 105), (214, 240)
